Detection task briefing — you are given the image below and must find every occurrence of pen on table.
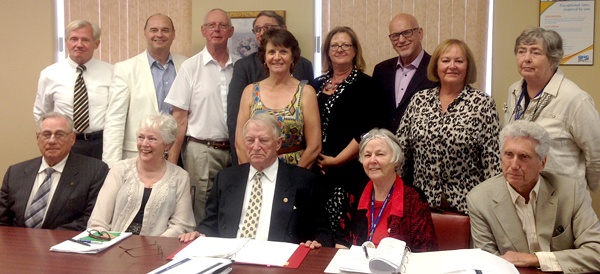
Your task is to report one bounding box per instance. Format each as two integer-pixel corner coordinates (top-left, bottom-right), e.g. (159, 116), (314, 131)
(77, 240), (103, 245)
(155, 258), (191, 274)
(362, 245), (369, 259)
(68, 238), (91, 246)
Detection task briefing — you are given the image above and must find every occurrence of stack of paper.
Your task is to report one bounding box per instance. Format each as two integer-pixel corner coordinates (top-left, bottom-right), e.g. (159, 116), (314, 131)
(148, 257), (232, 274)
(49, 231), (132, 254)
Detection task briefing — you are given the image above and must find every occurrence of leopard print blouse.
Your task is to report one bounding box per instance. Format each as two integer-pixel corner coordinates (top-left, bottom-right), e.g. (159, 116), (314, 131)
(396, 85), (501, 214)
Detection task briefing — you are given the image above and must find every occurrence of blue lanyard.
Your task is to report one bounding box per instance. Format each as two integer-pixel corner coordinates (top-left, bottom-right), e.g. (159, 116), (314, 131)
(515, 88), (544, 120)
(368, 185), (394, 242)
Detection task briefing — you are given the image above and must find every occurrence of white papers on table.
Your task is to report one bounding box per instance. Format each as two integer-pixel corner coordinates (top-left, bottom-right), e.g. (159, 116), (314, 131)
(49, 231), (132, 254)
(327, 248), (519, 274)
(338, 246), (376, 273)
(172, 237), (299, 267)
(147, 257), (232, 274)
(369, 238), (407, 273)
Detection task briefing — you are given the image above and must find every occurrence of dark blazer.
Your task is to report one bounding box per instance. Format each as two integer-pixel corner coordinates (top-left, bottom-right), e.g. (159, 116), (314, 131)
(372, 52), (437, 132)
(226, 53), (314, 165)
(197, 161), (329, 245)
(0, 153), (108, 230)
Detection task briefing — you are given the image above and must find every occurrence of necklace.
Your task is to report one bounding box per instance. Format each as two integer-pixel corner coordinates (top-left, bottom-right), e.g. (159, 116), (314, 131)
(324, 79), (339, 92)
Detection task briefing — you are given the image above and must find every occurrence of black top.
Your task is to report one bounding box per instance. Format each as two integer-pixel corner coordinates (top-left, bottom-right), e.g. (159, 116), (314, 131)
(132, 188), (152, 224)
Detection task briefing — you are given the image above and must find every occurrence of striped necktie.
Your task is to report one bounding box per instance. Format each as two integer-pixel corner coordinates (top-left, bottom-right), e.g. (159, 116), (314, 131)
(73, 65), (90, 132)
(240, 171), (263, 239)
(24, 168), (55, 228)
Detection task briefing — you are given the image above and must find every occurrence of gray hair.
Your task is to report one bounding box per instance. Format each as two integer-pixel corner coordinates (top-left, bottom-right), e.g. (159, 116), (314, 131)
(204, 8), (231, 25)
(253, 11), (286, 27)
(243, 113), (282, 139)
(514, 27), (563, 71)
(37, 112), (74, 132)
(500, 120), (550, 162)
(137, 113), (178, 145)
(358, 128), (404, 166)
(66, 20), (101, 42)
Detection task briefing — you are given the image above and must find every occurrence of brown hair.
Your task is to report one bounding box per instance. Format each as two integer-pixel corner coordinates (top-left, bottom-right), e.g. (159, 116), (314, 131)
(427, 39), (477, 84)
(257, 28), (301, 74)
(321, 26), (366, 73)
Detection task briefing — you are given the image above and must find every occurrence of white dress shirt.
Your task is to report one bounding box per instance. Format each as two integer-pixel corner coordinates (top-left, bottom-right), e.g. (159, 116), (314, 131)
(25, 155), (69, 224)
(236, 160), (279, 241)
(506, 180), (562, 272)
(34, 57), (114, 133)
(164, 47), (238, 141)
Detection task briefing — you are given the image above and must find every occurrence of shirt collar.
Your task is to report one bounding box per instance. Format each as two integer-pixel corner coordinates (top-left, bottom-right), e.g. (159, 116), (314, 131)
(357, 175), (405, 217)
(397, 49), (425, 69)
(146, 50), (173, 67)
(200, 46), (234, 67)
(40, 153), (69, 174)
(66, 56), (94, 71)
(249, 159), (279, 183)
(506, 177), (540, 205)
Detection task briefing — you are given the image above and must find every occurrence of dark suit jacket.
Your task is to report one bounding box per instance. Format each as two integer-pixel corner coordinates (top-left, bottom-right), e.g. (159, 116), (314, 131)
(227, 53), (314, 165)
(197, 160), (330, 245)
(0, 153), (108, 230)
(372, 52), (437, 132)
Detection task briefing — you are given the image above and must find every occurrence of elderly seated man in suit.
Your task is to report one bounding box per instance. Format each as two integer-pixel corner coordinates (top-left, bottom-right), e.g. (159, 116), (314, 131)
(179, 113), (328, 248)
(467, 120), (600, 273)
(0, 112), (108, 230)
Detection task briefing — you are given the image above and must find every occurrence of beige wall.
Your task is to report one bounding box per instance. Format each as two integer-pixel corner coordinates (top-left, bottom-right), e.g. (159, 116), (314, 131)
(2, 0), (599, 215)
(492, 0), (600, 214)
(191, 0), (315, 62)
(0, 1), (54, 176)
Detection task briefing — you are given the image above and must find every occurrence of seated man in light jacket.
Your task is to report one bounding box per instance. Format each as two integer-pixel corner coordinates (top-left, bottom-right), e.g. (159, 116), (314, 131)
(467, 120), (600, 273)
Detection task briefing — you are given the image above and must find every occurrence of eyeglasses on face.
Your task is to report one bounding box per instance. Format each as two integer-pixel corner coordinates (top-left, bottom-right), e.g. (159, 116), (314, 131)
(330, 44), (353, 51)
(38, 130), (72, 141)
(87, 230), (115, 241)
(119, 242), (163, 258)
(252, 25), (281, 34)
(203, 23), (230, 30)
(389, 28), (420, 41)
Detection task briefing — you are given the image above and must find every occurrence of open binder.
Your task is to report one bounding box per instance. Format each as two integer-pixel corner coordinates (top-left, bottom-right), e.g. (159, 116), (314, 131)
(167, 237), (310, 268)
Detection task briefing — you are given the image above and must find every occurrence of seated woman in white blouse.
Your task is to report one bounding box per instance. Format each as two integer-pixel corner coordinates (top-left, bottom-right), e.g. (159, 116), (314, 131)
(88, 113), (195, 236)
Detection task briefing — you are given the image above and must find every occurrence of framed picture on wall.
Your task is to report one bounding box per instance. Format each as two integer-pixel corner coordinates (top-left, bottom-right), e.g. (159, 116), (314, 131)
(227, 10), (286, 59)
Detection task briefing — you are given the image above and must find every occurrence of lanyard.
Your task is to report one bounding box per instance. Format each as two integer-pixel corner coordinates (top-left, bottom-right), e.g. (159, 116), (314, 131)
(368, 185), (395, 242)
(515, 88), (544, 120)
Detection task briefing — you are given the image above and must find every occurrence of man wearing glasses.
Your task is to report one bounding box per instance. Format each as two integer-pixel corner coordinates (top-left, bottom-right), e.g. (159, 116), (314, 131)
(227, 10), (314, 165)
(165, 8), (238, 226)
(372, 13), (436, 133)
(0, 112), (108, 230)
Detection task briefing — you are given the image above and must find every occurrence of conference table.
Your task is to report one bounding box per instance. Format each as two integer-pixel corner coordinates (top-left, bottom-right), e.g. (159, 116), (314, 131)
(0, 226), (554, 273)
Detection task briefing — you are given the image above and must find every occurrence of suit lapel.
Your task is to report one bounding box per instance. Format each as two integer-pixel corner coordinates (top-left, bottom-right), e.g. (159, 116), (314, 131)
(535, 176), (557, 251)
(139, 53), (159, 111)
(224, 165), (249, 237)
(269, 163), (296, 241)
(15, 158), (43, 224)
(492, 182), (530, 252)
(44, 155), (79, 228)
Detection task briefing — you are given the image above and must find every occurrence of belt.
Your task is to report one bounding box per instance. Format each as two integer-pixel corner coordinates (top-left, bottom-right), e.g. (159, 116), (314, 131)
(76, 130), (103, 141)
(278, 144), (304, 154)
(187, 137), (230, 150)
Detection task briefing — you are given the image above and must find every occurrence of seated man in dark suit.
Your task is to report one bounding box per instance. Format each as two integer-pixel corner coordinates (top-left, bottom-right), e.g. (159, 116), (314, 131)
(227, 10), (314, 165)
(467, 120), (600, 273)
(0, 112), (108, 230)
(179, 113), (327, 248)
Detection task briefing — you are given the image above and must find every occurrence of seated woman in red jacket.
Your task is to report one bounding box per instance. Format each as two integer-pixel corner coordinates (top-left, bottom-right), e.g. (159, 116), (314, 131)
(336, 128), (438, 251)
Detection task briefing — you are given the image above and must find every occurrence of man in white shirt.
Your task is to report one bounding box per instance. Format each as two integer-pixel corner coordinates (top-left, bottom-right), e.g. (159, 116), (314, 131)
(467, 120), (600, 273)
(102, 14), (188, 167)
(165, 8), (238, 225)
(34, 20), (113, 159)
(0, 112), (108, 230)
(178, 114), (327, 248)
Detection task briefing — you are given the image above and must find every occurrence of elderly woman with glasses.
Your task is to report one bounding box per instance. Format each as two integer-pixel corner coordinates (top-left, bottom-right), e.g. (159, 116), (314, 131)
(504, 27), (600, 192)
(88, 113), (195, 237)
(396, 39), (501, 215)
(333, 128), (437, 251)
(309, 26), (387, 234)
(235, 28), (321, 168)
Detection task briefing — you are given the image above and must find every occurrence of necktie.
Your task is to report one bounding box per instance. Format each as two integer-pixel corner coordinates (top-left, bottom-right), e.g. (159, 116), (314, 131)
(240, 171), (263, 239)
(24, 168), (55, 228)
(73, 65), (90, 133)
